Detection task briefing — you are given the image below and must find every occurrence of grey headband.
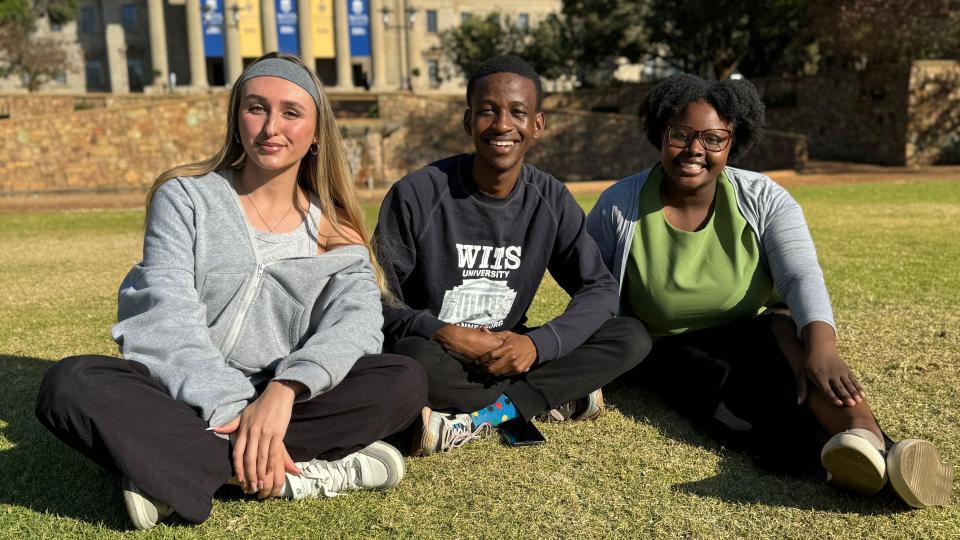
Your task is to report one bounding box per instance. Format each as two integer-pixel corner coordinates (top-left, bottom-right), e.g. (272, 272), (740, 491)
(237, 58), (321, 107)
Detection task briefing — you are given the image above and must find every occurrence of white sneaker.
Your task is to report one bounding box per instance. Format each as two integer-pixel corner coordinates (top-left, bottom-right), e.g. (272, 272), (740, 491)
(122, 477), (174, 530)
(283, 441), (404, 499)
(887, 439), (954, 508)
(413, 406), (493, 457)
(821, 428), (887, 495)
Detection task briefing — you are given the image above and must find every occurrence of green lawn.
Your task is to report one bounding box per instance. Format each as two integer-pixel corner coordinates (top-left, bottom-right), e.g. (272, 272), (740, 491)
(1, 181), (958, 539)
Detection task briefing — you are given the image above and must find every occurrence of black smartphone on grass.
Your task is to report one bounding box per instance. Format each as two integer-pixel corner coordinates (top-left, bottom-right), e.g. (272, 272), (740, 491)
(500, 419), (546, 447)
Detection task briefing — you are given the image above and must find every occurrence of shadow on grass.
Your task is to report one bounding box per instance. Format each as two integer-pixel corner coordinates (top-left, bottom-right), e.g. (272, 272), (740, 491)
(0, 354), (129, 530)
(604, 381), (908, 516)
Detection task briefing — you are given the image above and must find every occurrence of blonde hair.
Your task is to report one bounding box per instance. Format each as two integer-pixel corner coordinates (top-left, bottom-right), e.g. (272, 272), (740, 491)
(147, 52), (391, 296)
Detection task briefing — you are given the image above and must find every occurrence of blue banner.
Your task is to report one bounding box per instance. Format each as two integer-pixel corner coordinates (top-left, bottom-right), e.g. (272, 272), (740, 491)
(347, 0), (370, 57)
(276, 0), (299, 54)
(201, 0), (224, 58)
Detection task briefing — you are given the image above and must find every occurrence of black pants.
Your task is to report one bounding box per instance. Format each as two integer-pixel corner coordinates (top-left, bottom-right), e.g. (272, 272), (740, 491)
(35, 354), (427, 524)
(620, 315), (824, 472)
(388, 317), (651, 420)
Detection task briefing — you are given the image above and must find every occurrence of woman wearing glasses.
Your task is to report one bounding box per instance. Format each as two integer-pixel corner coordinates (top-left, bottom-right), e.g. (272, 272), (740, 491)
(586, 74), (952, 507)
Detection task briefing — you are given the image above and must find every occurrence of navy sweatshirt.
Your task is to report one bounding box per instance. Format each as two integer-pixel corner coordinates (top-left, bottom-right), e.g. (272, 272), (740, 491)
(375, 154), (619, 363)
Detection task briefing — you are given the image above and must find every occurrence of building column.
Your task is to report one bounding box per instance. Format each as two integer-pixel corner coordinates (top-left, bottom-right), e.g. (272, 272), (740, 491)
(224, 0), (244, 84)
(104, 23), (130, 93)
(261, 0), (278, 53)
(297, 0), (313, 68)
(185, 0), (208, 88)
(405, 1), (420, 92)
(147, 0), (170, 87)
(333, 0), (353, 89)
(369, 0), (386, 90)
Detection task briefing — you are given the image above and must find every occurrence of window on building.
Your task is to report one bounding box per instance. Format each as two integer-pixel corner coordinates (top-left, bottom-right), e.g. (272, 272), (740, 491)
(460, 12), (471, 24)
(121, 4), (138, 32)
(427, 59), (440, 88)
(53, 71), (67, 85)
(517, 13), (529, 30)
(128, 57), (145, 91)
(85, 60), (105, 90)
(79, 6), (97, 34)
(50, 20), (62, 32)
(426, 9), (437, 33)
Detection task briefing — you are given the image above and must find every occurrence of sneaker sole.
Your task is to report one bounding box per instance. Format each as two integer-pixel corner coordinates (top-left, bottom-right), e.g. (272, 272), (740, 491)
(887, 439), (954, 508)
(821, 432), (887, 495)
(122, 478), (160, 530)
(357, 441), (405, 490)
(412, 406), (437, 458)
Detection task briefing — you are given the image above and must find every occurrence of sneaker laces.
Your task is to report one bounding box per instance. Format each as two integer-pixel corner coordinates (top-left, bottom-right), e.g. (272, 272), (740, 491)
(439, 417), (493, 452)
(296, 456), (361, 497)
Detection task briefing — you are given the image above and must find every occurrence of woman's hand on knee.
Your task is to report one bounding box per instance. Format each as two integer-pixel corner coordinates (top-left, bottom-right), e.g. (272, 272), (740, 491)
(805, 349), (865, 407)
(800, 321), (865, 407)
(214, 381), (302, 496)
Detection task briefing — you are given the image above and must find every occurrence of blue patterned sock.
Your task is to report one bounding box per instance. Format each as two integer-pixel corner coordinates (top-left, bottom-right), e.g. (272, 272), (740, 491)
(471, 394), (519, 427)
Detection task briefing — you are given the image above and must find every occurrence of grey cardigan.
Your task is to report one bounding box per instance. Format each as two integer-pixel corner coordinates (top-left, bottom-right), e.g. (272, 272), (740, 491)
(112, 170), (383, 428)
(585, 166), (835, 335)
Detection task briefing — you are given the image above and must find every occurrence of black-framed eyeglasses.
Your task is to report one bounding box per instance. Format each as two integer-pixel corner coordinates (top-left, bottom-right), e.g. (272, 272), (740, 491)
(666, 125), (733, 152)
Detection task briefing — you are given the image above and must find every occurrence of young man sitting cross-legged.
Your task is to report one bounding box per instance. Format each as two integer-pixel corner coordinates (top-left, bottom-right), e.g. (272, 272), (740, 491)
(375, 55), (651, 456)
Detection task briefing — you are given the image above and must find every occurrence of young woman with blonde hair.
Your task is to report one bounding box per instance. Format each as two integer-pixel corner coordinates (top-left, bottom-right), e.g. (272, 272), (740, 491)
(36, 52), (427, 529)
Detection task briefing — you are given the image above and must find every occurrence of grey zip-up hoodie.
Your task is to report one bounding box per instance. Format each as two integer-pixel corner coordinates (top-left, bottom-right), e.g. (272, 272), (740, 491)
(112, 170), (383, 428)
(585, 166), (835, 336)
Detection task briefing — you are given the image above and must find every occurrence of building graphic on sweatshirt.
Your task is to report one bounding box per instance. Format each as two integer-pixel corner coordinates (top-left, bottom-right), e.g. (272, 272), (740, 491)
(437, 243), (521, 327)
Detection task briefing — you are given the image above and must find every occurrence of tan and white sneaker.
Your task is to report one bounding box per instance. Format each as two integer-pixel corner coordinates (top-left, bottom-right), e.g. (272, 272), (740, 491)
(412, 406), (493, 457)
(887, 439), (954, 508)
(821, 428), (888, 495)
(536, 389), (605, 422)
(283, 441), (405, 499)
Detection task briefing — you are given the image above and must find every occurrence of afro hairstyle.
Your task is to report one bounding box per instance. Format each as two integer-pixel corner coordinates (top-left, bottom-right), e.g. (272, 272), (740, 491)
(640, 73), (765, 163)
(466, 54), (544, 111)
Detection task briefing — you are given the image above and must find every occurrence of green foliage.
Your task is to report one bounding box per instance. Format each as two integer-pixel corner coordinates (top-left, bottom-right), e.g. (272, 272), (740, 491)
(37, 0), (78, 24)
(0, 0), (32, 27)
(439, 12), (528, 80)
(809, 0), (960, 66)
(644, 0), (810, 80)
(560, 0), (648, 83)
(0, 0), (79, 91)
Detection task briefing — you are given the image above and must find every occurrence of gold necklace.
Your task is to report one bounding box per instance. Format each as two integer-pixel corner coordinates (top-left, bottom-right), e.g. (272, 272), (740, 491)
(240, 179), (299, 233)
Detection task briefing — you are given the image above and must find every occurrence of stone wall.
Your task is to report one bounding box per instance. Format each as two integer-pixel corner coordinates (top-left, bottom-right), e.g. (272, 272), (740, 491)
(0, 95), (226, 192)
(0, 93), (184, 120)
(0, 91), (807, 194)
(752, 66), (913, 166)
(906, 60), (960, 166)
(543, 61), (960, 167)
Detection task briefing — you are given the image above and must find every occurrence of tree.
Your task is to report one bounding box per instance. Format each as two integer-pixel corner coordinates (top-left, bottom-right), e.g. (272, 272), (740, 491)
(0, 24), (71, 91)
(440, 4), (649, 87)
(559, 0), (648, 83)
(810, 0), (960, 68)
(440, 12), (528, 79)
(0, 0), (78, 91)
(643, 0), (809, 80)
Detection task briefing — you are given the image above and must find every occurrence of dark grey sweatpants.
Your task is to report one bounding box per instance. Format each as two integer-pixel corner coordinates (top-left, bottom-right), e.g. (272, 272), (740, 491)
(35, 354), (427, 524)
(387, 316), (651, 420)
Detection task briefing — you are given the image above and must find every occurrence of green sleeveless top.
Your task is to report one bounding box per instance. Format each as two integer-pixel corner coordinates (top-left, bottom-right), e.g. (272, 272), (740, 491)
(623, 166), (776, 337)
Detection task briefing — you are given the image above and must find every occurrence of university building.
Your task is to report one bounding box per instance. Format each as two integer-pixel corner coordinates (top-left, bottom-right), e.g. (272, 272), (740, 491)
(0, 0), (560, 93)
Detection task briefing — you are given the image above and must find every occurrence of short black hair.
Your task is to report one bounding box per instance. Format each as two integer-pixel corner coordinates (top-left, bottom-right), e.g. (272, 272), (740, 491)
(466, 55), (544, 111)
(640, 73), (765, 162)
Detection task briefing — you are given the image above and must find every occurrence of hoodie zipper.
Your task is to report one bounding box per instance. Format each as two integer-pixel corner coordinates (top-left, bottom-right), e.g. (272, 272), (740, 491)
(221, 261), (267, 359)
